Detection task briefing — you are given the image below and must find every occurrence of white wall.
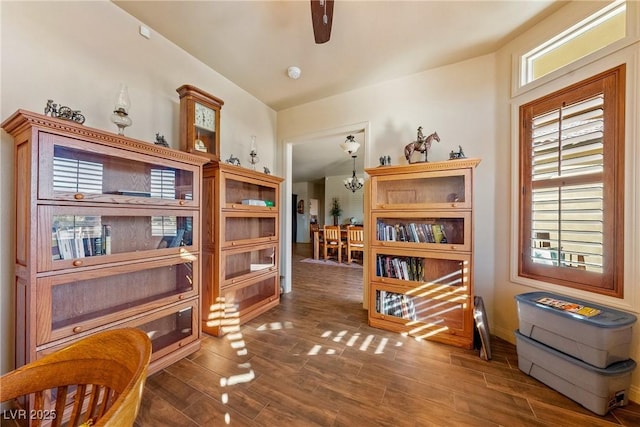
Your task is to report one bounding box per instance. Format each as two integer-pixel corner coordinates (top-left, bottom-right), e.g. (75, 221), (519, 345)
(0, 1), (277, 376)
(324, 175), (364, 226)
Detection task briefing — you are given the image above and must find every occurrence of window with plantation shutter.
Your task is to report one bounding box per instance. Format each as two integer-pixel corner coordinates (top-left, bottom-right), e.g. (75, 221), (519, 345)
(519, 65), (625, 297)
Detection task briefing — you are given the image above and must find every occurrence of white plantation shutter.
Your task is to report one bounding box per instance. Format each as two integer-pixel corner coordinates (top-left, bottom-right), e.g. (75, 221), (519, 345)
(150, 169), (177, 236)
(53, 157), (103, 193)
(150, 169), (177, 200)
(519, 65), (624, 297)
(530, 95), (604, 272)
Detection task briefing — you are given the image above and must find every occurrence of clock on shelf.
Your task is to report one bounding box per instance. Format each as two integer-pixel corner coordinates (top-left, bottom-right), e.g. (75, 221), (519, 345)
(177, 84), (224, 161)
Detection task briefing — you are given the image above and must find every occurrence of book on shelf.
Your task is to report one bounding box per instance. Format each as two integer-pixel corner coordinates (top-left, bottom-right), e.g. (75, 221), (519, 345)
(407, 223), (420, 243)
(431, 224), (448, 243)
(425, 224), (433, 243)
(51, 228), (61, 260)
(73, 231), (86, 258)
(377, 220), (450, 245)
(102, 225), (112, 255)
(376, 255), (424, 281)
(53, 226), (111, 260)
(93, 235), (103, 255)
(250, 263), (274, 271)
(377, 290), (417, 320)
(55, 228), (75, 260)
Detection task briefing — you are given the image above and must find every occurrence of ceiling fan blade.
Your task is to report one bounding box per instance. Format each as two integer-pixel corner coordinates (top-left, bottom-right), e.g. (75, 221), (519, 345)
(310, 0), (334, 44)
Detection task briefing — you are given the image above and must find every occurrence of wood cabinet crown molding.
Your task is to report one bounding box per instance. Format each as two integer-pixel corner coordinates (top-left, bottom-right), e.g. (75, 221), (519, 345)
(2, 109), (209, 166)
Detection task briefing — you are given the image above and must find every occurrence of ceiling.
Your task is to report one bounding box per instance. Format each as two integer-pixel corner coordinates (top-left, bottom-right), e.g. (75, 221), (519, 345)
(113, 0), (565, 182)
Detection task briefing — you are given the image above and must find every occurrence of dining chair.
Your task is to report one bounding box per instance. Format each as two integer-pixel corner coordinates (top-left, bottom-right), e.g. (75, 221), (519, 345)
(322, 225), (343, 263)
(345, 226), (364, 263)
(0, 328), (152, 427)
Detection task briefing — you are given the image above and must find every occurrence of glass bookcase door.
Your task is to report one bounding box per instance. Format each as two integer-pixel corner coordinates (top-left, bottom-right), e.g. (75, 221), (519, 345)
(372, 211), (471, 251)
(218, 275), (279, 322)
(38, 205), (199, 272)
(136, 301), (198, 362)
(222, 173), (278, 209)
(221, 242), (278, 286)
(371, 169), (472, 209)
(38, 133), (198, 206)
(370, 283), (470, 339)
(221, 212), (277, 247)
(36, 257), (198, 345)
(371, 248), (470, 288)
(37, 300), (199, 364)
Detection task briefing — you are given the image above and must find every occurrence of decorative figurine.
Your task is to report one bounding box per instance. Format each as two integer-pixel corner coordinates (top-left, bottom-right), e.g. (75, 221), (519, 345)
(379, 155), (392, 166)
(154, 133), (169, 147)
(226, 154), (241, 166)
(449, 145), (466, 160)
(404, 126), (439, 163)
(44, 99), (86, 124)
(263, 166), (271, 175)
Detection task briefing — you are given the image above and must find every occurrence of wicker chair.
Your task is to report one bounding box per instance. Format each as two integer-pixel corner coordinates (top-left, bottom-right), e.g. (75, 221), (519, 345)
(0, 328), (152, 427)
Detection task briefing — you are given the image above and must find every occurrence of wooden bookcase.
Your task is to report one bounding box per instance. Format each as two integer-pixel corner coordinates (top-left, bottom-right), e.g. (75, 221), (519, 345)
(201, 162), (283, 336)
(365, 158), (481, 349)
(1, 110), (208, 375)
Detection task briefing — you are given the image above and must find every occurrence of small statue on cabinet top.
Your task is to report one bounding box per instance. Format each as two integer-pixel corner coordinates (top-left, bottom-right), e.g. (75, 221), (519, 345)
(44, 99), (86, 124)
(263, 166), (271, 175)
(449, 145), (466, 160)
(154, 133), (169, 147)
(404, 126), (439, 163)
(226, 154), (241, 166)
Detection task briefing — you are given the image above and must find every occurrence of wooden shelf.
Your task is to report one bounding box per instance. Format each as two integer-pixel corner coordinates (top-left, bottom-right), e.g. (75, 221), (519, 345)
(202, 162), (283, 336)
(1, 110), (208, 393)
(365, 159), (480, 349)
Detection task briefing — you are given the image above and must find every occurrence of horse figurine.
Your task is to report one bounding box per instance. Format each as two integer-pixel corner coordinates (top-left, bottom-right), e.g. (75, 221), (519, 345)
(404, 127), (440, 163)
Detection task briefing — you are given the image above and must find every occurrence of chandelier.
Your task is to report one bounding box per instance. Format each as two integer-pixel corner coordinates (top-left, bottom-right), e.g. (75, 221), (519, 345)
(341, 135), (364, 193)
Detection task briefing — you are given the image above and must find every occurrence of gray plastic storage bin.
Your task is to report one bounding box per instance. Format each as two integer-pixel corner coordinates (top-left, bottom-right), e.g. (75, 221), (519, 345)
(515, 330), (636, 415)
(515, 291), (636, 368)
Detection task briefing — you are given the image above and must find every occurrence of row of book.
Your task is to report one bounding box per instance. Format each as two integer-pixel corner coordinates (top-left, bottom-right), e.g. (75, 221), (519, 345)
(377, 221), (448, 244)
(376, 291), (417, 320)
(52, 225), (111, 260)
(376, 255), (424, 282)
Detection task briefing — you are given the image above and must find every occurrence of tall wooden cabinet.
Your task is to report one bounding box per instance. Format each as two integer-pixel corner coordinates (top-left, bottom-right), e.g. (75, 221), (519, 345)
(2, 110), (208, 374)
(365, 158), (481, 349)
(201, 162), (283, 336)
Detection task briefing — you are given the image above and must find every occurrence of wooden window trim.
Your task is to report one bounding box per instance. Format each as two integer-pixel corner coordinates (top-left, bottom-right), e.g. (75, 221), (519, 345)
(518, 64), (625, 298)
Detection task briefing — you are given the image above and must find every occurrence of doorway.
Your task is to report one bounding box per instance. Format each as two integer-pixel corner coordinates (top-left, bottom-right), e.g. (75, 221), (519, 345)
(281, 122), (370, 308)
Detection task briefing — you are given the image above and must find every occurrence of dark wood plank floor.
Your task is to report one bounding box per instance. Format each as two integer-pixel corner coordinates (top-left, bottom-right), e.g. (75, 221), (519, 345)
(136, 244), (640, 426)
